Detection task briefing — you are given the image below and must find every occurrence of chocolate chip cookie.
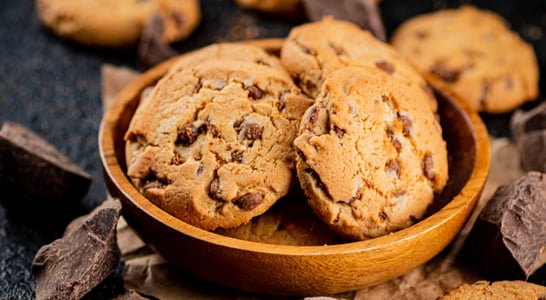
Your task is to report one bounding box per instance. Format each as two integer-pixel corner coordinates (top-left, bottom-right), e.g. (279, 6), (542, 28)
(36, 0), (201, 47)
(391, 5), (539, 114)
(125, 59), (313, 230)
(281, 17), (431, 109)
(168, 42), (289, 78)
(293, 65), (448, 240)
(438, 280), (546, 300)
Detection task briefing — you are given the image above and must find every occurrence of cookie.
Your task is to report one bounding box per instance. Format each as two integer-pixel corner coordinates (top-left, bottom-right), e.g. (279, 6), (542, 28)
(234, 0), (302, 15)
(293, 66), (448, 240)
(281, 17), (432, 111)
(215, 189), (339, 246)
(438, 280), (546, 300)
(125, 59), (313, 230)
(168, 42), (290, 77)
(35, 0), (201, 47)
(391, 5), (539, 114)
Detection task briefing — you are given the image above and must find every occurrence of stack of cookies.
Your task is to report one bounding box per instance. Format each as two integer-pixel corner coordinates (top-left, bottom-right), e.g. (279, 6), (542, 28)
(124, 17), (450, 242)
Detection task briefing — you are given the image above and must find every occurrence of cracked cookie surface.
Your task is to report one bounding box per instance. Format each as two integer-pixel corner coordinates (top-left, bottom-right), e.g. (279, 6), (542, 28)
(391, 5), (539, 113)
(294, 66), (448, 240)
(125, 58), (313, 230)
(280, 17), (432, 110)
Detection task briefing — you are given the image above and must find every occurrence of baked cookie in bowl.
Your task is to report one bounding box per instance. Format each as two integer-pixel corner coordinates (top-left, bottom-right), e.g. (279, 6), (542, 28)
(99, 38), (489, 295)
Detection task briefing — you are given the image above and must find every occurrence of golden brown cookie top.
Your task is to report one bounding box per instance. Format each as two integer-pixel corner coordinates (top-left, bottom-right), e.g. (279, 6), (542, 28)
(294, 65), (448, 240)
(438, 280), (546, 300)
(125, 58), (313, 230)
(281, 17), (430, 104)
(391, 5), (539, 113)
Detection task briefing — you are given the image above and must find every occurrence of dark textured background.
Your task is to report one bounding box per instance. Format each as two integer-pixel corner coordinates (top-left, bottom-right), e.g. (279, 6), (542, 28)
(0, 0), (544, 298)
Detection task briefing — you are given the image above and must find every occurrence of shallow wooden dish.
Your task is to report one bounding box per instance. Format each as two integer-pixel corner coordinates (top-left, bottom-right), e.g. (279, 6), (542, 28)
(99, 39), (490, 296)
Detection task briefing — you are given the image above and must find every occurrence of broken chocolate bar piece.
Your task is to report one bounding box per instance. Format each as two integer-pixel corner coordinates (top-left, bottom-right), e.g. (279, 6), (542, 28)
(0, 121), (91, 208)
(510, 102), (546, 172)
(113, 289), (151, 300)
(302, 0), (386, 41)
(31, 198), (122, 300)
(462, 172), (546, 280)
(137, 14), (179, 70)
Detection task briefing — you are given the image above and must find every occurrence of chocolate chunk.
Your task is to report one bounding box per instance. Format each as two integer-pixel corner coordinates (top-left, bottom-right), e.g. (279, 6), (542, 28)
(302, 0), (386, 41)
(231, 149), (244, 162)
(375, 60), (395, 74)
(137, 14), (179, 70)
(208, 176), (222, 200)
(461, 172), (546, 280)
(31, 198), (122, 300)
(422, 153), (435, 181)
(176, 123), (200, 146)
(245, 84), (265, 100)
(333, 126), (345, 139)
(240, 121), (263, 140)
(0, 121), (91, 209)
(233, 193), (264, 210)
(399, 114), (412, 137)
(510, 102), (546, 172)
(386, 159), (401, 178)
(430, 63), (460, 83)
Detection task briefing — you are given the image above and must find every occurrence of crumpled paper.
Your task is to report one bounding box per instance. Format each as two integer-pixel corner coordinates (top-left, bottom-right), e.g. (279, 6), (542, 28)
(103, 64), (525, 300)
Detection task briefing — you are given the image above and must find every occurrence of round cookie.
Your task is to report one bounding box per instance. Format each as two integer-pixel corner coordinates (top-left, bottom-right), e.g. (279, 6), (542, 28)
(125, 59), (313, 231)
(438, 280), (546, 300)
(35, 0), (201, 47)
(215, 190), (339, 246)
(168, 42), (290, 78)
(281, 17), (433, 111)
(391, 5), (539, 114)
(293, 66), (448, 240)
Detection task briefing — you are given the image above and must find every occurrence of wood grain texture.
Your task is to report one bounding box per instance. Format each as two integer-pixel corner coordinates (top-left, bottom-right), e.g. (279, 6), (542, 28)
(98, 39), (490, 296)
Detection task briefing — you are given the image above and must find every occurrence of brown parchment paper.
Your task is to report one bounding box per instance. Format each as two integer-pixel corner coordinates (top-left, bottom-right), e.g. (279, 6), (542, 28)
(103, 64), (525, 300)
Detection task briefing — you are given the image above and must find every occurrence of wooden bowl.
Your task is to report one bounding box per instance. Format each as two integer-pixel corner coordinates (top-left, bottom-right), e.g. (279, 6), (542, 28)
(99, 39), (490, 296)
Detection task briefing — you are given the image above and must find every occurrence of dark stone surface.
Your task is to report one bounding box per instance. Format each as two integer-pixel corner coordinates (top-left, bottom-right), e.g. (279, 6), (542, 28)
(0, 0), (545, 298)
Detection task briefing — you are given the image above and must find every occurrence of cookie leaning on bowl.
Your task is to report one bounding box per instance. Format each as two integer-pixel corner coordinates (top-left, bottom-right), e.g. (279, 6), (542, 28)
(124, 57), (313, 231)
(391, 5), (539, 114)
(438, 280), (546, 300)
(294, 65), (449, 240)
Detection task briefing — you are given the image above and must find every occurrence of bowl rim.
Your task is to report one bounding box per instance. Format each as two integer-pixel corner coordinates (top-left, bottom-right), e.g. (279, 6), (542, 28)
(98, 38), (491, 257)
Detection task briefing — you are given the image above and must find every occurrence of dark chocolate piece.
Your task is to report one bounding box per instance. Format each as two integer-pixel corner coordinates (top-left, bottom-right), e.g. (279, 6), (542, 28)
(302, 0), (386, 41)
(0, 121), (91, 208)
(510, 102), (546, 172)
(137, 14), (179, 70)
(462, 172), (546, 280)
(31, 198), (122, 300)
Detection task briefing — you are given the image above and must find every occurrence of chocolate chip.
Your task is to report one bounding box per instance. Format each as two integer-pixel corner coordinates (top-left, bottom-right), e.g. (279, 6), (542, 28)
(193, 79), (202, 94)
(255, 59), (271, 67)
(208, 176), (222, 200)
(233, 193), (264, 210)
(171, 11), (185, 28)
(137, 14), (178, 69)
(378, 211), (388, 221)
(245, 85), (265, 100)
(308, 105), (320, 126)
(196, 163), (204, 176)
(375, 60), (395, 74)
(205, 121), (220, 138)
(277, 92), (287, 111)
(328, 42), (345, 56)
(333, 126), (345, 139)
(430, 63), (460, 83)
(386, 159), (401, 178)
(231, 150), (244, 162)
(399, 114), (412, 137)
(386, 129), (402, 151)
(170, 153), (185, 165)
(304, 167), (328, 194)
(422, 153), (435, 181)
(240, 121), (263, 140)
(176, 123), (199, 146)
(415, 30), (429, 39)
